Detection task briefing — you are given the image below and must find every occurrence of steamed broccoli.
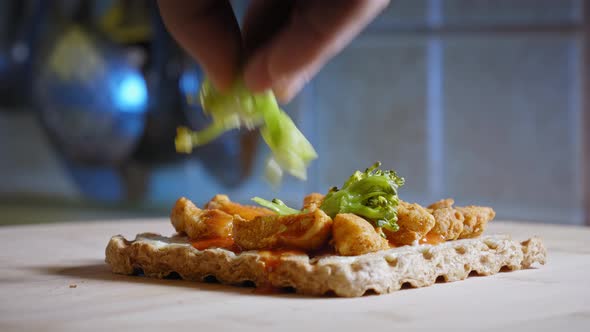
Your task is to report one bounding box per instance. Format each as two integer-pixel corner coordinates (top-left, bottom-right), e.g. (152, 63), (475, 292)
(319, 162), (404, 232)
(252, 162), (405, 232)
(175, 79), (317, 183)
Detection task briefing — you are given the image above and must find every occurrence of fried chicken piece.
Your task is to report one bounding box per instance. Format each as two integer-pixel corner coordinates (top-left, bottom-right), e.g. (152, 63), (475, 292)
(233, 209), (333, 251)
(457, 206), (495, 239)
(427, 198), (455, 211)
(205, 194), (275, 221)
(426, 198), (494, 240)
(170, 197), (233, 239)
(332, 213), (389, 256)
(385, 201), (435, 246)
(430, 207), (465, 240)
(302, 193), (324, 211)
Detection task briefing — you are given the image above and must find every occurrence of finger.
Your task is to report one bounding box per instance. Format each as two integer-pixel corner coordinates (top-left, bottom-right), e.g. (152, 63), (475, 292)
(244, 0), (390, 102)
(157, 0), (242, 91)
(241, 0), (295, 56)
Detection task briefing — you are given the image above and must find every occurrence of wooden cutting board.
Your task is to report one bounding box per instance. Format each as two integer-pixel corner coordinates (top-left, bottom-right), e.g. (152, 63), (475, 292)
(0, 220), (589, 331)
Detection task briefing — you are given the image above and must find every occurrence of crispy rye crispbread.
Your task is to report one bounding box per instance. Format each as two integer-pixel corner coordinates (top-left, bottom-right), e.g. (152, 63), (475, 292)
(105, 233), (546, 297)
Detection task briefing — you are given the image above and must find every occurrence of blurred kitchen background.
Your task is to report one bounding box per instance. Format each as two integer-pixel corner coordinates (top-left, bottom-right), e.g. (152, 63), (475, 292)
(0, 0), (588, 226)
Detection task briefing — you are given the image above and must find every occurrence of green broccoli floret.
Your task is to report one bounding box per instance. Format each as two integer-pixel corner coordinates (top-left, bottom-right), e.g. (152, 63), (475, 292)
(251, 197), (301, 215)
(319, 162), (404, 232)
(175, 79), (317, 183)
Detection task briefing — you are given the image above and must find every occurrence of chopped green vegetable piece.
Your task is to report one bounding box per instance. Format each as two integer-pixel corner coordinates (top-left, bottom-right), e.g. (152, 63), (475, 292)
(174, 79), (317, 183)
(251, 197), (301, 215)
(319, 162), (404, 232)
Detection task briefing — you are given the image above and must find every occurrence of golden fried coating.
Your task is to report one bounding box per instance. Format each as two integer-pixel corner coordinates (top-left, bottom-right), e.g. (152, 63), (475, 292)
(205, 194), (275, 221)
(427, 198), (455, 211)
(302, 193), (325, 212)
(332, 214), (390, 256)
(170, 197), (233, 239)
(233, 209), (333, 251)
(385, 201), (435, 246)
(430, 207), (464, 240)
(457, 206), (495, 239)
(424, 198), (494, 240)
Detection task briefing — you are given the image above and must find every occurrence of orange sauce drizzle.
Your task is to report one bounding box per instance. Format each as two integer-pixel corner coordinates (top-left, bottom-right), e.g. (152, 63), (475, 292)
(419, 233), (445, 245)
(258, 249), (306, 273)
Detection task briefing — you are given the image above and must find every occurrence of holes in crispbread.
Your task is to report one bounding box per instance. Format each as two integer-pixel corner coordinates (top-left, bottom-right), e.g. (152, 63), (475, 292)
(400, 282), (414, 289)
(485, 241), (498, 250)
(500, 266), (513, 272)
(132, 267), (144, 276)
(241, 280), (256, 288)
(164, 271), (182, 280)
(435, 275), (447, 283)
(385, 256), (398, 267)
(455, 247), (467, 255)
(203, 275), (219, 283)
(422, 250), (433, 260)
(351, 263), (362, 272)
(363, 288), (379, 296)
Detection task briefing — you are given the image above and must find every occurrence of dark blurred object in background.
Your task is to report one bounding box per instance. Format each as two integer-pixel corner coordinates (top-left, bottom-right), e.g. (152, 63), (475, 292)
(0, 0), (41, 108)
(0, 0), (258, 203)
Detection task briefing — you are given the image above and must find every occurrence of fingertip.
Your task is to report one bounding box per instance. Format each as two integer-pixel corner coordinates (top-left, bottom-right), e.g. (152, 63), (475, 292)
(207, 72), (235, 92)
(273, 76), (306, 103)
(244, 51), (272, 93)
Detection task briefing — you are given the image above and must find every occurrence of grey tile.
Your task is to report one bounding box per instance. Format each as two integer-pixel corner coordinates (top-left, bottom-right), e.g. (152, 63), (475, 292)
(311, 37), (429, 202)
(442, 34), (582, 224)
(443, 0), (582, 25)
(370, 0), (428, 28)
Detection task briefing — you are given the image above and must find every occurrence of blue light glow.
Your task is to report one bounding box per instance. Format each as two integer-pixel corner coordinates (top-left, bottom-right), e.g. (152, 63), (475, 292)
(179, 70), (200, 95)
(114, 72), (148, 112)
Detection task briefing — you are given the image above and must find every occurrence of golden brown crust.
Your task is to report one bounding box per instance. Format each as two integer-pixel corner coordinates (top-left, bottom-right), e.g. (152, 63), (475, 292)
(385, 201), (435, 246)
(233, 209), (333, 251)
(302, 193), (325, 212)
(332, 214), (389, 256)
(205, 194), (275, 221)
(457, 206), (495, 239)
(430, 208), (465, 241)
(170, 197), (233, 239)
(427, 198), (455, 210)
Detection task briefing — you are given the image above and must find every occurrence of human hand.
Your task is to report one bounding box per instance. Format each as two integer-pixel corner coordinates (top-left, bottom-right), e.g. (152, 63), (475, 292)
(157, 0), (389, 102)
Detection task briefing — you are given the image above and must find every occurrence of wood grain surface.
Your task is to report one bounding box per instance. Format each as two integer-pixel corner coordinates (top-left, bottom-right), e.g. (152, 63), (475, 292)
(0, 220), (588, 331)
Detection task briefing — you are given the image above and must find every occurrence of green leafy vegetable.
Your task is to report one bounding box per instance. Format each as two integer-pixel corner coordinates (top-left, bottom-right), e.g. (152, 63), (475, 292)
(175, 79), (317, 183)
(251, 197), (301, 215)
(319, 162), (404, 232)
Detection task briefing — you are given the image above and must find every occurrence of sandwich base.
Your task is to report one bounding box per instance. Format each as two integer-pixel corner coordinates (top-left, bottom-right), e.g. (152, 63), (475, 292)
(105, 233), (546, 297)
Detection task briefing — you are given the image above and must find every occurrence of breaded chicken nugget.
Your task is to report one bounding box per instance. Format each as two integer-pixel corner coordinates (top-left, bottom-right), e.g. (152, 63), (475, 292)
(457, 206), (495, 239)
(302, 193), (325, 212)
(427, 198), (455, 210)
(385, 201), (435, 246)
(170, 197), (233, 239)
(430, 207), (464, 240)
(233, 209), (333, 250)
(205, 194), (275, 220)
(332, 213), (389, 256)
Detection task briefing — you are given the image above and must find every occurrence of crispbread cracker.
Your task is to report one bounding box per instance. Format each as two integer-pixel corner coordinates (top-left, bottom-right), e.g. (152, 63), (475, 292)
(105, 233), (546, 297)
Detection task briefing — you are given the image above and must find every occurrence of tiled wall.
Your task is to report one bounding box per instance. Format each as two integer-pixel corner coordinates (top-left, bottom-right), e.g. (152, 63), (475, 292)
(303, 0), (584, 224)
